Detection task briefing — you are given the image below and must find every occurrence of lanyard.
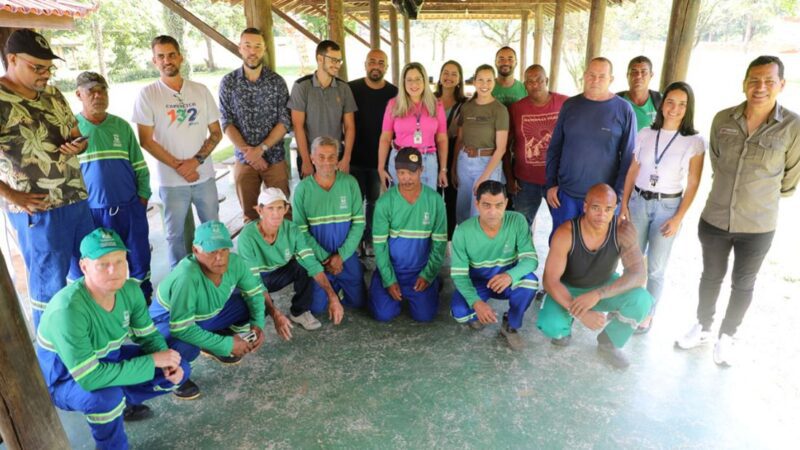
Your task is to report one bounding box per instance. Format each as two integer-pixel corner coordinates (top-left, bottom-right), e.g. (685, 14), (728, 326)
(414, 103), (423, 130)
(654, 129), (680, 169)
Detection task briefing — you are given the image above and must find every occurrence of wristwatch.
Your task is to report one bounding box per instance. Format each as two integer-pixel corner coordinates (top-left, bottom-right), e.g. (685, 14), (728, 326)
(261, 143), (270, 152)
(194, 153), (206, 164)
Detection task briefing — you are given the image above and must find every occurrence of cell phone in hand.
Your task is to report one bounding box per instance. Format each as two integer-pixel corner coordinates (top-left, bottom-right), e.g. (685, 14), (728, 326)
(241, 331), (257, 344)
(71, 136), (88, 144)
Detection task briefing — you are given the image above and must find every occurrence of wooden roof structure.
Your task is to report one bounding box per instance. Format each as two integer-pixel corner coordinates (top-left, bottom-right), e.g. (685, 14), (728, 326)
(0, 0), (97, 28)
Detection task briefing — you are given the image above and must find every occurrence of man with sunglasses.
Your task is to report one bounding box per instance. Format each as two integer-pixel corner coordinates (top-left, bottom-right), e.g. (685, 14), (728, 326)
(0, 29), (95, 328)
(288, 40), (357, 178)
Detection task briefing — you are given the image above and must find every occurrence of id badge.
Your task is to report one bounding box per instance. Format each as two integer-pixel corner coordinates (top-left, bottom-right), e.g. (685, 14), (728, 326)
(649, 173), (659, 187)
(413, 130), (423, 145)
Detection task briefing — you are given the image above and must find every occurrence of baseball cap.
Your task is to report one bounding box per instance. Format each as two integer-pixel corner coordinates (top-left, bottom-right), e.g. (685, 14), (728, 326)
(257, 188), (288, 206)
(80, 228), (128, 260)
(395, 147), (422, 172)
(76, 71), (108, 90)
(4, 29), (62, 61)
(193, 221), (233, 252)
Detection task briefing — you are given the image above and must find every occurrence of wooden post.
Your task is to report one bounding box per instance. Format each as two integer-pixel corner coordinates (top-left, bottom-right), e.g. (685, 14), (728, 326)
(550, 0), (566, 92)
(369, 0), (380, 49)
(0, 255), (70, 449)
(402, 13), (410, 66)
(326, 0), (348, 80)
(534, 4), (543, 65)
(585, 0), (607, 67)
(389, 8), (400, 84)
(244, 0), (276, 71)
(661, 0), (700, 91)
(519, 11), (528, 79)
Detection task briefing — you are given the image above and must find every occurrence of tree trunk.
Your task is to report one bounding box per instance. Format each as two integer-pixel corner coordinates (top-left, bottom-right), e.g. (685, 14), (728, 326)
(91, 16), (106, 78)
(204, 35), (216, 71)
(163, 1), (192, 79)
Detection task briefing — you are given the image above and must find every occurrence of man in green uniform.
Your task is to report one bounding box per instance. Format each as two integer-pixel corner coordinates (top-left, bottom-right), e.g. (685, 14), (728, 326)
(617, 55), (661, 131)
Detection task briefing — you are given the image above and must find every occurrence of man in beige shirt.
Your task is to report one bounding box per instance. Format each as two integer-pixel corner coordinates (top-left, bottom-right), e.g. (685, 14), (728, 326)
(676, 55), (800, 367)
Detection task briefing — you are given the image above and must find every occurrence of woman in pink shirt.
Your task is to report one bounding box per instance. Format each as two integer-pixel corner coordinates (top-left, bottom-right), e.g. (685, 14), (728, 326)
(378, 62), (449, 190)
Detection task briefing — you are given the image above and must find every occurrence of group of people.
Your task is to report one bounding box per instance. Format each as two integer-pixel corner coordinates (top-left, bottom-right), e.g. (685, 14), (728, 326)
(1, 26), (798, 450)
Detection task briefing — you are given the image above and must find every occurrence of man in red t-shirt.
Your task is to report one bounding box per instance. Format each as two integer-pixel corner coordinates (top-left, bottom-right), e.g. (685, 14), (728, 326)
(508, 65), (568, 226)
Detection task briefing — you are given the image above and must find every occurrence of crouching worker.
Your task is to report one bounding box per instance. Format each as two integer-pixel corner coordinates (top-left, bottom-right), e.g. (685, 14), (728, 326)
(36, 228), (189, 450)
(150, 220), (266, 398)
(537, 183), (653, 369)
(450, 180), (539, 350)
(369, 148), (447, 322)
(238, 188), (344, 335)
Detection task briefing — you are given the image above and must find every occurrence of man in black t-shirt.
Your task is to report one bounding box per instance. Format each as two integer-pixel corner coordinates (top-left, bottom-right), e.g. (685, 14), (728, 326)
(349, 49), (398, 254)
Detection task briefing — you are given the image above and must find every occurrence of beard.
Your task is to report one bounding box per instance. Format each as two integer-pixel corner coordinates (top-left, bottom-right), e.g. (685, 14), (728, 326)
(368, 69), (384, 82)
(497, 66), (513, 77)
(245, 58), (263, 70)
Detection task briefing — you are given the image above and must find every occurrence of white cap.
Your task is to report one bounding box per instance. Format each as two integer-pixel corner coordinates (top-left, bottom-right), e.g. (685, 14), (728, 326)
(257, 187), (288, 206)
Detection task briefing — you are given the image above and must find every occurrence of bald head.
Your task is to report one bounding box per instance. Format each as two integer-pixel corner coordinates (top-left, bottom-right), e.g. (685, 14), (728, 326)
(586, 183), (617, 204)
(365, 49), (388, 83)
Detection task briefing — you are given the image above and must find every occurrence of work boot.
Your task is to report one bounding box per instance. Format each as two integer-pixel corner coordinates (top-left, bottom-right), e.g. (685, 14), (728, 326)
(597, 332), (630, 369)
(550, 335), (572, 347)
(467, 320), (484, 330)
(173, 379), (200, 400)
(123, 404), (153, 422)
(500, 321), (524, 351)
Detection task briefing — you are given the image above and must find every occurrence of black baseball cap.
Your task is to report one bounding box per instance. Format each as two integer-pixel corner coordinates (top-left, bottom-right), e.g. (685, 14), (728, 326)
(4, 29), (62, 61)
(395, 147), (422, 172)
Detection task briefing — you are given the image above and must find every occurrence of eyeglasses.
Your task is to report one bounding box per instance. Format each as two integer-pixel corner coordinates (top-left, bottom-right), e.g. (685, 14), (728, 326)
(323, 54), (344, 65)
(16, 55), (57, 75)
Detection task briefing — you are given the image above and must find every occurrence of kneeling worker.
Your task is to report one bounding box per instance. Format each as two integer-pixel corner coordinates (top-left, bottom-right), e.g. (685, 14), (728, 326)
(37, 228), (189, 450)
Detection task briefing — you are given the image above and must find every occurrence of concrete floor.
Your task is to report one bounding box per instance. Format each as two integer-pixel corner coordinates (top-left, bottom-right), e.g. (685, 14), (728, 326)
(11, 159), (800, 450)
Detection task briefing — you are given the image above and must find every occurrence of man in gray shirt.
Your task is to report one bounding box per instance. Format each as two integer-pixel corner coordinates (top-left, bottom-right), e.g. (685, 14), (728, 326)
(676, 55), (800, 367)
(288, 40), (357, 178)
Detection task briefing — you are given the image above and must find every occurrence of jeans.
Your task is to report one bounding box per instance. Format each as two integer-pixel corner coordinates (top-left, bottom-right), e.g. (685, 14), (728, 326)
(628, 191), (682, 313)
(351, 165), (381, 242)
(387, 148), (439, 190)
(547, 189), (585, 242)
(159, 178), (219, 268)
(513, 180), (546, 226)
(455, 152), (504, 224)
(697, 219), (775, 337)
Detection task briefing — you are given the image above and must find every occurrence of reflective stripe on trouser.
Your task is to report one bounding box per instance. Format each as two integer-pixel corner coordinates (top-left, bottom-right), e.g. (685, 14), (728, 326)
(368, 270), (440, 322)
(536, 274), (653, 348)
(7, 200), (94, 329)
(150, 292), (251, 362)
(90, 200), (153, 302)
(309, 254), (366, 314)
(450, 272), (538, 330)
(46, 345), (190, 450)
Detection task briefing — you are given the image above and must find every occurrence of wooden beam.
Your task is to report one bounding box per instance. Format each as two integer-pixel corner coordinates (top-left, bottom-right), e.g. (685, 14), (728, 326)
(347, 12), (394, 46)
(549, 0), (566, 92)
(661, 0), (700, 91)
(345, 26), (371, 48)
(520, 10), (528, 79)
(584, 0), (606, 67)
(402, 13), (411, 66)
(157, 0), (239, 57)
(534, 4), (543, 65)
(272, 6), (321, 44)
(389, 7), (399, 84)
(0, 255), (70, 449)
(0, 12), (74, 29)
(369, 0), (380, 48)
(326, 0), (348, 80)
(244, 0), (276, 70)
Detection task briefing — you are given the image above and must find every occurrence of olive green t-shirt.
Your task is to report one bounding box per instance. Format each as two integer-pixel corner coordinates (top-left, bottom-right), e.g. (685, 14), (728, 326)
(458, 100), (509, 150)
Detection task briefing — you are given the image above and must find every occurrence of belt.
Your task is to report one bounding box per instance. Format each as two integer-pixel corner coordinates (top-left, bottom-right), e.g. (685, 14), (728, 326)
(463, 147), (495, 157)
(392, 144), (436, 154)
(635, 186), (682, 200)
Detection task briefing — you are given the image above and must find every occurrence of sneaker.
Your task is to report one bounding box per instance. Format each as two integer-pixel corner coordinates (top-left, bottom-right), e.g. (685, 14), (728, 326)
(550, 335), (572, 347)
(675, 323), (712, 349)
(597, 340), (631, 369)
(201, 350), (242, 365)
(467, 320), (484, 330)
(123, 404), (153, 422)
(290, 311), (322, 330)
(713, 334), (736, 367)
(173, 379), (200, 400)
(500, 321), (524, 351)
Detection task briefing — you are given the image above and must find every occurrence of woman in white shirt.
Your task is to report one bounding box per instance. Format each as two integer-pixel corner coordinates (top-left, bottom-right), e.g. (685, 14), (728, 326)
(621, 81), (705, 333)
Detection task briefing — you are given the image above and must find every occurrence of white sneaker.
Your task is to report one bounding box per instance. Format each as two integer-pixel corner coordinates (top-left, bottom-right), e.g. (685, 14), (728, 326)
(675, 323), (712, 349)
(290, 311), (322, 330)
(713, 334), (736, 367)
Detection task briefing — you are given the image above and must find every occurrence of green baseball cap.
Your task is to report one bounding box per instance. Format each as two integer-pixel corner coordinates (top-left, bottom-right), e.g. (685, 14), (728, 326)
(193, 220), (233, 252)
(80, 228), (128, 259)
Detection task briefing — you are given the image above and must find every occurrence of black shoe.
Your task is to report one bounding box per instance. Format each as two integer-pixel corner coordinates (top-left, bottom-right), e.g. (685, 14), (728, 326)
(123, 404), (153, 422)
(550, 335), (572, 347)
(597, 337), (630, 369)
(173, 379), (201, 400)
(202, 350), (242, 365)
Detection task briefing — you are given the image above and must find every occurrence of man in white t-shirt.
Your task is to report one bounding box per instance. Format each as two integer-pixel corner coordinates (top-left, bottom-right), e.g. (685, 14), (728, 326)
(133, 35), (223, 268)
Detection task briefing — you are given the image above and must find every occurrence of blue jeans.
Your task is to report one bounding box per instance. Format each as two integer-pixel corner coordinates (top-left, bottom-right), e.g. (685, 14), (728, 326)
(513, 180), (546, 226)
(455, 152), (504, 224)
(547, 189), (585, 242)
(387, 148), (439, 190)
(159, 178), (219, 268)
(629, 191), (681, 313)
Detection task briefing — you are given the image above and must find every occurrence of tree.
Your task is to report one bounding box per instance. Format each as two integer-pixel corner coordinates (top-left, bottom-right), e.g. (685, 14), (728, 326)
(562, 12), (588, 91)
(478, 20), (520, 48)
(184, 0), (245, 71)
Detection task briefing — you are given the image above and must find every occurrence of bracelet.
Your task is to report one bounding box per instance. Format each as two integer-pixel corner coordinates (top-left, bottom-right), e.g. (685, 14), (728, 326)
(440, 167), (447, 172)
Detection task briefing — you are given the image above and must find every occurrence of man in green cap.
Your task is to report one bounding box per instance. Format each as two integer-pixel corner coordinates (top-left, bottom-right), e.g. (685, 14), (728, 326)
(37, 228), (190, 450)
(150, 220), (266, 398)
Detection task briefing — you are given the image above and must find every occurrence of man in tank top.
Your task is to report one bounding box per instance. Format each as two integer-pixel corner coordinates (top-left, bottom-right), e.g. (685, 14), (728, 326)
(537, 183), (652, 368)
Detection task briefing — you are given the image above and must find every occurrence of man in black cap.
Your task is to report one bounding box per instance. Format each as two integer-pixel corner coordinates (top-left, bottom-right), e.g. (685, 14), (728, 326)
(0, 29), (95, 328)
